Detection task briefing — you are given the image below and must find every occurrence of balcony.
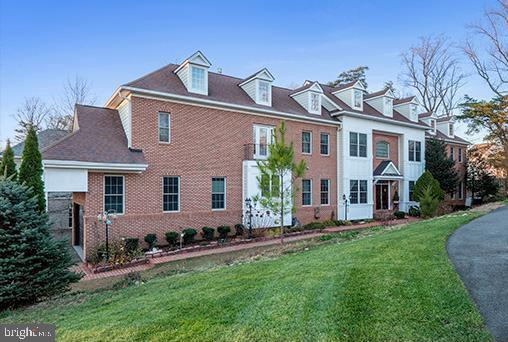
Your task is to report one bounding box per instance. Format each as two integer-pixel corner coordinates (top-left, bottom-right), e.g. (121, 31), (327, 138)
(244, 143), (269, 160)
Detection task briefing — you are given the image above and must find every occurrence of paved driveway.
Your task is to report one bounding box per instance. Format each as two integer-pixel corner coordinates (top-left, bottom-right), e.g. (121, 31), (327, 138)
(447, 206), (508, 342)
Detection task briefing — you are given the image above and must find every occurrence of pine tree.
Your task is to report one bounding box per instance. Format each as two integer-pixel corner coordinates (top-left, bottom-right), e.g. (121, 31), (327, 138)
(18, 126), (46, 212)
(425, 138), (458, 194)
(0, 178), (80, 309)
(0, 140), (17, 180)
(413, 170), (444, 202)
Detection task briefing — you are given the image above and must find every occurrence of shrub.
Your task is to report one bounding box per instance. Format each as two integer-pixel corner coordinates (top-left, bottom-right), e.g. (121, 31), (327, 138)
(124, 238), (139, 253)
(420, 186), (440, 218)
(334, 220), (352, 226)
(165, 231), (179, 246)
(201, 226), (215, 241)
(393, 211), (406, 219)
(88, 240), (143, 266)
(322, 219), (336, 227)
(413, 171), (444, 202)
(304, 221), (326, 230)
(234, 223), (245, 236)
(182, 228), (197, 244)
(408, 206), (421, 217)
(144, 234), (157, 250)
(0, 179), (80, 309)
(217, 225), (231, 239)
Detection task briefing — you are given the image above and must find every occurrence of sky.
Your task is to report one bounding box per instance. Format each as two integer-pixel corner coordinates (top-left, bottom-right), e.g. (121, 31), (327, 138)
(0, 0), (499, 147)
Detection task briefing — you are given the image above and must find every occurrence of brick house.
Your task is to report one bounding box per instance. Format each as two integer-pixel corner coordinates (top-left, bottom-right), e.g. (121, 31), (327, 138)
(39, 51), (466, 260)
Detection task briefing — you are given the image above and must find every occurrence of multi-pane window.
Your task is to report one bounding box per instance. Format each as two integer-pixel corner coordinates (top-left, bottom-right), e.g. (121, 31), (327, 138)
(302, 179), (312, 206)
(212, 177), (226, 210)
(310, 93), (320, 112)
(449, 123), (454, 136)
(158, 112), (170, 143)
(354, 89), (362, 108)
(350, 180), (367, 204)
(409, 181), (415, 201)
(320, 133), (329, 155)
(191, 66), (205, 91)
(350, 132), (367, 157)
(261, 174), (280, 198)
(450, 147), (455, 161)
(104, 176), (124, 214)
(375, 141), (389, 158)
(458, 148), (462, 162)
(302, 131), (312, 154)
(163, 176), (180, 212)
(411, 104), (418, 115)
(258, 81), (269, 104)
(458, 181), (464, 200)
(408, 140), (421, 161)
(384, 97), (392, 115)
(320, 179), (330, 205)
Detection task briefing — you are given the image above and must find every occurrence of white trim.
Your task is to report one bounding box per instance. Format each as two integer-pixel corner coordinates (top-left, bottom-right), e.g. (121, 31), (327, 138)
(211, 176), (227, 211)
(114, 86), (342, 127)
(375, 161), (402, 177)
(238, 68), (275, 87)
(174, 51), (212, 74)
(320, 178), (330, 206)
(375, 140), (390, 159)
(104, 175), (125, 215)
(162, 176), (180, 213)
(331, 80), (366, 94)
(333, 111), (428, 130)
(158, 112), (171, 143)
(302, 130), (312, 155)
(320, 132), (330, 156)
(302, 179), (312, 206)
(290, 82), (323, 98)
(43, 159), (147, 172)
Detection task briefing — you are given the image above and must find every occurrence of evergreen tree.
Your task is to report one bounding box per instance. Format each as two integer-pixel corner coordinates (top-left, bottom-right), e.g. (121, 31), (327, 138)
(18, 126), (45, 212)
(425, 138), (458, 194)
(327, 66), (369, 88)
(0, 140), (17, 180)
(0, 178), (80, 309)
(413, 171), (444, 202)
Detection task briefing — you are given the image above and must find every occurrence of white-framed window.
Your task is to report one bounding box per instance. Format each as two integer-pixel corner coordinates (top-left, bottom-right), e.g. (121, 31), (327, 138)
(158, 112), (170, 143)
(302, 131), (312, 154)
(450, 147), (455, 161)
(375, 141), (389, 159)
(384, 97), (393, 115)
(163, 176), (180, 212)
(458, 148), (463, 163)
(191, 66), (206, 92)
(253, 125), (273, 158)
(260, 174), (280, 198)
(104, 175), (124, 214)
(411, 103), (418, 115)
(409, 180), (415, 201)
(350, 179), (368, 204)
(458, 181), (464, 200)
(350, 132), (367, 157)
(353, 89), (362, 108)
(449, 123), (454, 136)
(408, 140), (421, 162)
(212, 177), (226, 210)
(320, 133), (329, 155)
(320, 179), (330, 205)
(310, 93), (321, 113)
(258, 81), (270, 104)
(302, 179), (312, 206)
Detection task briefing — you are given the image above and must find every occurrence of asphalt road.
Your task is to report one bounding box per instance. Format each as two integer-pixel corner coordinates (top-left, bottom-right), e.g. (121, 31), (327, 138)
(447, 205), (508, 342)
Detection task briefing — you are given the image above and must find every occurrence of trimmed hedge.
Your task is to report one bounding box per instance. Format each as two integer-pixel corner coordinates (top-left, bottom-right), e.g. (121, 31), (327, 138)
(144, 234), (157, 249)
(202, 227), (215, 241)
(165, 231), (179, 246)
(182, 228), (197, 244)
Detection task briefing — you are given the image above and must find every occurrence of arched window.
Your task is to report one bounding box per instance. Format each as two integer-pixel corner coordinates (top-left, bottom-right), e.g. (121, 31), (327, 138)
(375, 141), (389, 158)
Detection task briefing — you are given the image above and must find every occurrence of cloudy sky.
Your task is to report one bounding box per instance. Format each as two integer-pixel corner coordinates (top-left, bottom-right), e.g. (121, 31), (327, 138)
(0, 0), (499, 146)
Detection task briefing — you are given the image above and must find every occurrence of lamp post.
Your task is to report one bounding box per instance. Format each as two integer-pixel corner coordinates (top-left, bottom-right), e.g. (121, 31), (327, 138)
(97, 210), (117, 262)
(342, 194), (349, 221)
(245, 198), (253, 239)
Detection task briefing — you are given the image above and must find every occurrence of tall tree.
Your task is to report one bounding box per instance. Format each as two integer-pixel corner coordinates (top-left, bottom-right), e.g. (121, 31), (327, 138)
(256, 121), (306, 243)
(327, 66), (369, 88)
(0, 140), (17, 180)
(459, 95), (508, 192)
(47, 75), (96, 131)
(0, 178), (80, 309)
(400, 35), (467, 115)
(425, 138), (458, 193)
(18, 126), (46, 212)
(14, 97), (51, 141)
(463, 0), (507, 97)
(467, 146), (501, 201)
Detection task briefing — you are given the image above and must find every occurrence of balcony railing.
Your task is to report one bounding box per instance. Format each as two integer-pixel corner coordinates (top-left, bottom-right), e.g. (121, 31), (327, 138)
(244, 143), (269, 160)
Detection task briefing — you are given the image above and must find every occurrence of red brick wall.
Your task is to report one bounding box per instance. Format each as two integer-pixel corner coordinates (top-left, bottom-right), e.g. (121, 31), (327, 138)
(444, 143), (467, 205)
(372, 132), (399, 169)
(79, 96), (338, 258)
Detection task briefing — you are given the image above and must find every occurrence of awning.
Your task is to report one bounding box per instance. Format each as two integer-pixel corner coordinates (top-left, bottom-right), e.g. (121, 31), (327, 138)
(373, 160), (403, 181)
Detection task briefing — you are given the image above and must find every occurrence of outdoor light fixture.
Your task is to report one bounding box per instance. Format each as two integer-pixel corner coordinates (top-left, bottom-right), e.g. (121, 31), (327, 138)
(97, 210), (117, 262)
(245, 198), (253, 239)
(342, 194), (349, 221)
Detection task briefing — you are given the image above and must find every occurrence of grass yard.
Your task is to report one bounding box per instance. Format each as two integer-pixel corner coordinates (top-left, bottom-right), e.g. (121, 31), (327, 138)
(0, 213), (491, 342)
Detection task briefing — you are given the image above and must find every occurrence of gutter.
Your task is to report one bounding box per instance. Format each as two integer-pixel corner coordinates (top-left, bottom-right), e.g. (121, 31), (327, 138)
(43, 159), (148, 172)
(332, 110), (428, 130)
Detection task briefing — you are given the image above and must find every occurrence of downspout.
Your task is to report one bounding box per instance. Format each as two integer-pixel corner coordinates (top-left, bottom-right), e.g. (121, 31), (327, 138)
(336, 124), (341, 220)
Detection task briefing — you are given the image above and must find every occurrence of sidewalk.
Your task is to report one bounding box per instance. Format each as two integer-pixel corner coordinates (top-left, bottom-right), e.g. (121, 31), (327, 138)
(76, 217), (418, 281)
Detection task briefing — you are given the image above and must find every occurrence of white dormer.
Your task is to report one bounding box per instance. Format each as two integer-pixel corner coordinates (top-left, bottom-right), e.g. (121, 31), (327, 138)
(419, 113), (437, 135)
(331, 81), (366, 111)
(174, 51), (212, 95)
(290, 81), (323, 115)
(239, 68), (275, 106)
(393, 96), (420, 122)
(364, 89), (395, 117)
(436, 116), (455, 138)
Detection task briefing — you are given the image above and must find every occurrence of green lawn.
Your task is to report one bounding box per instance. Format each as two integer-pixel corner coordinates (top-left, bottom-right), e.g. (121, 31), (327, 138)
(1, 213), (491, 342)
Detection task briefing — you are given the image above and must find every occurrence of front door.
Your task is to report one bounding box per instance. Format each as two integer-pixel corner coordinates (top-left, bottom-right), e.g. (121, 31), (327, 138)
(375, 183), (389, 210)
(73, 203), (83, 248)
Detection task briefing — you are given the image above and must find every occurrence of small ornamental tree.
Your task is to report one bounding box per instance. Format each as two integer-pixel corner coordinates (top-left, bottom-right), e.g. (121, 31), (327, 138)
(0, 140), (17, 180)
(425, 138), (458, 194)
(18, 126), (46, 212)
(419, 186), (440, 218)
(413, 171), (444, 202)
(256, 121), (306, 243)
(0, 178), (80, 309)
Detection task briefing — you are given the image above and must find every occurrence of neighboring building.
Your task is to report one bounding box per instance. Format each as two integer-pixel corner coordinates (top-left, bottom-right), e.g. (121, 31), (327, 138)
(40, 51), (431, 260)
(419, 113), (469, 206)
(469, 142), (507, 196)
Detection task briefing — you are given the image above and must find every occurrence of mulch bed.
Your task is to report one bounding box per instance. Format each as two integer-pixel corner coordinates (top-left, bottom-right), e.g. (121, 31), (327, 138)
(90, 257), (149, 274)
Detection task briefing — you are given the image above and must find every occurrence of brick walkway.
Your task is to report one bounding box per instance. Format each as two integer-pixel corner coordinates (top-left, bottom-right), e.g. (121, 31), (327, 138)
(76, 218), (418, 281)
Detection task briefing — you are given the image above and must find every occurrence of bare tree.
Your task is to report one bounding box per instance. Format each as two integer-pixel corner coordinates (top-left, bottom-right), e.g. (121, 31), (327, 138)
(14, 97), (52, 141)
(463, 0), (508, 97)
(400, 35), (467, 116)
(48, 76), (96, 131)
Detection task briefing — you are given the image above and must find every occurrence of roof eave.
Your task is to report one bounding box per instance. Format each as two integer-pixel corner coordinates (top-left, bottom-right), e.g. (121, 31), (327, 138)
(332, 110), (428, 130)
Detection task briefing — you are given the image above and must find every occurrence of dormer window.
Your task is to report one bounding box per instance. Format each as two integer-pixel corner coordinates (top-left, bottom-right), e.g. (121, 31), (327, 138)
(174, 51), (211, 95)
(191, 66), (206, 93)
(354, 90), (362, 109)
(431, 119), (436, 133)
(290, 81), (323, 115)
(310, 93), (321, 113)
(384, 97), (393, 116)
(258, 81), (270, 104)
(240, 68), (274, 106)
(411, 104), (418, 115)
(449, 123), (454, 136)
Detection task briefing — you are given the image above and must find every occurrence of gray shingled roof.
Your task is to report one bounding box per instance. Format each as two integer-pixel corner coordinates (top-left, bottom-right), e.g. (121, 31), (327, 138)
(9, 129), (70, 157)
